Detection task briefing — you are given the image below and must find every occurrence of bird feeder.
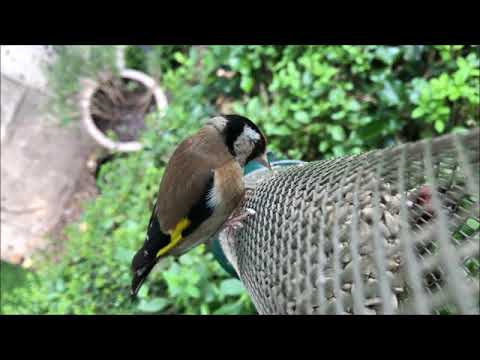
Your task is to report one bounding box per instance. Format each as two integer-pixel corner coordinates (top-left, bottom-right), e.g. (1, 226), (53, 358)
(214, 129), (480, 315)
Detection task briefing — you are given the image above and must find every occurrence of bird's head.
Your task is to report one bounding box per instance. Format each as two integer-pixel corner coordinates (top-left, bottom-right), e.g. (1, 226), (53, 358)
(207, 114), (270, 169)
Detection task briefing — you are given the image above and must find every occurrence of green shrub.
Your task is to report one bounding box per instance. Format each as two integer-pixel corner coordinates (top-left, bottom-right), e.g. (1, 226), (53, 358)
(151, 45), (479, 161)
(124, 46), (148, 73)
(124, 45), (192, 80)
(0, 261), (30, 312)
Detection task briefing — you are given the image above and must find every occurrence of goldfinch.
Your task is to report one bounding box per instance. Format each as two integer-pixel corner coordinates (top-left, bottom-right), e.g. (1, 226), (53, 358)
(130, 114), (270, 296)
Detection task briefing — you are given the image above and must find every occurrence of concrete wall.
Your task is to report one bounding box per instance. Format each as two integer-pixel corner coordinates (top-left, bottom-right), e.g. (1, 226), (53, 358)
(1, 46), (56, 144)
(1, 45), (55, 92)
(1, 46), (98, 264)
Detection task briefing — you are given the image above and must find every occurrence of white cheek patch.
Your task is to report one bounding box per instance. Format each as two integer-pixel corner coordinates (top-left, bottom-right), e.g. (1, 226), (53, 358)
(232, 125), (263, 166)
(234, 137), (252, 158)
(242, 126), (261, 142)
(233, 125), (260, 160)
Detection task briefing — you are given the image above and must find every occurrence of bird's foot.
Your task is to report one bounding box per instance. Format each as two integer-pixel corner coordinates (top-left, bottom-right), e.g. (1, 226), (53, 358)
(223, 208), (256, 239)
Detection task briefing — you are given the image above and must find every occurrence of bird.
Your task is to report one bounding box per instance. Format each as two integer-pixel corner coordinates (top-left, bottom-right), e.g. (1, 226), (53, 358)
(130, 114), (270, 297)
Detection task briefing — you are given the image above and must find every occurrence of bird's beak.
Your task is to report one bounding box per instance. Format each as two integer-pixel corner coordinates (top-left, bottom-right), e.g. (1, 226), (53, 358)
(257, 153), (272, 171)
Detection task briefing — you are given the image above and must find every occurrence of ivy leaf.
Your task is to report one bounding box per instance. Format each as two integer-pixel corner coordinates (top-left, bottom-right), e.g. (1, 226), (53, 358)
(179, 254), (194, 266)
(173, 52), (187, 64)
(412, 107), (424, 119)
(241, 77), (254, 93)
(380, 81), (400, 106)
(328, 125), (346, 141)
(409, 78), (428, 103)
(375, 46), (401, 65)
(434, 120), (446, 133)
(346, 99), (361, 112)
(268, 125), (291, 136)
(213, 301), (243, 315)
(137, 298), (168, 313)
(332, 145), (345, 157)
(186, 285), (201, 298)
(357, 120), (385, 140)
(318, 141), (330, 153)
(220, 279), (245, 296)
(114, 247), (135, 263)
(294, 111), (310, 124)
(137, 284), (149, 298)
(332, 111), (346, 120)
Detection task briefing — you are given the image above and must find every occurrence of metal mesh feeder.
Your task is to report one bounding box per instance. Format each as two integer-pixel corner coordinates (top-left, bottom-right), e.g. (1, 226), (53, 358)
(218, 129), (480, 315)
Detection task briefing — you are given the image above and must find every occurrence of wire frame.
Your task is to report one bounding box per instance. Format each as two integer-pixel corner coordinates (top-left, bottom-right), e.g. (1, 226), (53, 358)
(219, 129), (480, 314)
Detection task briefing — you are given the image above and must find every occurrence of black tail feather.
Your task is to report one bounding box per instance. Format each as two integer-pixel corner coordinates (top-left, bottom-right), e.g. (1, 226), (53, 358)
(130, 203), (170, 297)
(130, 260), (157, 298)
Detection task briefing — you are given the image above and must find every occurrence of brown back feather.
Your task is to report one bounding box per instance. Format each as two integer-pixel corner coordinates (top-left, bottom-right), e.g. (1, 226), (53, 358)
(155, 126), (233, 232)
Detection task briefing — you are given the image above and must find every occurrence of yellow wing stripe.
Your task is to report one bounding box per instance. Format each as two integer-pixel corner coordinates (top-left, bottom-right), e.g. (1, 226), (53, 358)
(156, 217), (191, 257)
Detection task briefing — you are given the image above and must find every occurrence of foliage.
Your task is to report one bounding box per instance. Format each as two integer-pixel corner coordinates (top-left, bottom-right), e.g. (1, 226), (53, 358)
(411, 49), (479, 134)
(46, 45), (118, 125)
(124, 46), (148, 73)
(125, 45), (191, 81)
(144, 45), (479, 161)
(0, 261), (27, 292)
(3, 45), (478, 315)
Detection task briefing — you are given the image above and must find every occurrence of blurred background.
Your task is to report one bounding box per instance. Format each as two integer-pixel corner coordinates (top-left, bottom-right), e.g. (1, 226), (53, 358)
(1, 45), (479, 315)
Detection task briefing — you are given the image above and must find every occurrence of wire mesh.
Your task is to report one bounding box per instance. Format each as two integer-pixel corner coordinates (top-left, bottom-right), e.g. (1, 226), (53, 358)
(219, 129), (480, 314)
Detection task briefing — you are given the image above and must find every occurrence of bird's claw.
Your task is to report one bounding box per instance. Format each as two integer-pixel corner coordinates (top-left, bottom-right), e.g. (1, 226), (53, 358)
(223, 208), (256, 239)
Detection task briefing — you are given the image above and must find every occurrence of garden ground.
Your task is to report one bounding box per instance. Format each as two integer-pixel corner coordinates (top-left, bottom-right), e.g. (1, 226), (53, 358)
(1, 46), (99, 267)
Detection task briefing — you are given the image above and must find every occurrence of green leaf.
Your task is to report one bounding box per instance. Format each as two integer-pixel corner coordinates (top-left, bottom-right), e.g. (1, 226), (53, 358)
(434, 120), (445, 133)
(346, 99), (361, 112)
(438, 106), (450, 116)
(351, 147), (363, 155)
(294, 111), (310, 124)
(331, 111), (346, 120)
(375, 46), (401, 65)
(412, 107), (424, 119)
(380, 81), (400, 105)
(173, 52), (188, 64)
(318, 141), (330, 153)
(241, 77), (254, 93)
(213, 302), (243, 315)
(328, 125), (346, 141)
(307, 123), (321, 133)
(328, 88), (346, 104)
(186, 285), (201, 298)
(137, 298), (168, 313)
(200, 304), (210, 315)
(302, 72), (313, 86)
(220, 279), (245, 296)
(409, 78), (427, 103)
(357, 120), (385, 140)
(268, 125), (291, 136)
(114, 248), (135, 263)
(179, 254), (194, 266)
(332, 145), (345, 157)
